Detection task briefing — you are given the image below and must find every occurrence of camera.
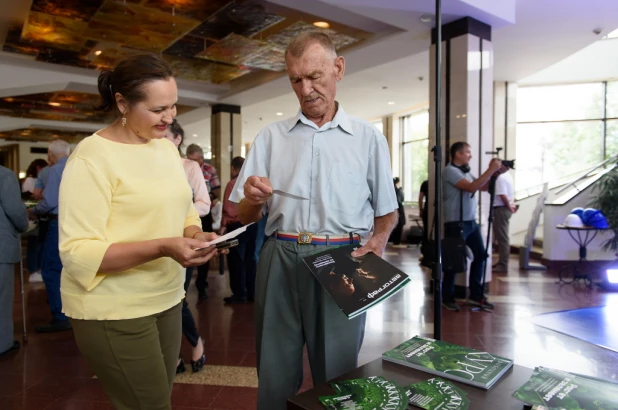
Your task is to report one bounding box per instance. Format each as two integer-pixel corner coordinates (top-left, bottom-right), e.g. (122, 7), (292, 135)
(486, 148), (515, 169)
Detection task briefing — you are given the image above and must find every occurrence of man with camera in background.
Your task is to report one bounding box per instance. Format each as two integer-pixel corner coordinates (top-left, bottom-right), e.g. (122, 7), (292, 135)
(442, 142), (506, 312)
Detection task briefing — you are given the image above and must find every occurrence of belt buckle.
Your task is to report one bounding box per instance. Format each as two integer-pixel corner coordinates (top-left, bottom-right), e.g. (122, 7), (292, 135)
(298, 232), (313, 244)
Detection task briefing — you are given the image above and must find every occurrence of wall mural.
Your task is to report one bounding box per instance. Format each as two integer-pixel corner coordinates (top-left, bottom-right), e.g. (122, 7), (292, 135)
(3, 0), (367, 85)
(0, 91), (194, 123)
(0, 128), (93, 144)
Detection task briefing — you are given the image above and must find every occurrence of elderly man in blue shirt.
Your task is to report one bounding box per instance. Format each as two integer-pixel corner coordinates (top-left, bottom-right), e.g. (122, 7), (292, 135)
(230, 32), (399, 410)
(29, 139), (71, 333)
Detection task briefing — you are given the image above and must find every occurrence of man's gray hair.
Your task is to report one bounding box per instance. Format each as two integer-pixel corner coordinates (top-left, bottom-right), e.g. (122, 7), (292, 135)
(48, 139), (71, 158)
(285, 31), (337, 60)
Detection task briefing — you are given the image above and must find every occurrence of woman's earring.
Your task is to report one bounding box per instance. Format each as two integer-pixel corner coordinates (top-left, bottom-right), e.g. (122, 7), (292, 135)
(122, 116), (126, 127)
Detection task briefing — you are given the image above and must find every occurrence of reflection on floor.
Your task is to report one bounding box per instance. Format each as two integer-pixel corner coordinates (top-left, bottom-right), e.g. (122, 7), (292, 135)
(2, 245), (618, 409)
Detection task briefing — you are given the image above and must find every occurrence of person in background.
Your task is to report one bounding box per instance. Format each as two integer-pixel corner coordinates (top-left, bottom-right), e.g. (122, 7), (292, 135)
(22, 158), (48, 284)
(32, 164), (50, 200)
(29, 140), (71, 332)
(59, 54), (219, 409)
(492, 166), (517, 273)
(0, 165), (29, 357)
(231, 32), (398, 409)
(221, 156), (258, 304)
(210, 192), (222, 232)
(442, 141), (504, 312)
(164, 119), (209, 373)
(186, 144), (221, 199)
(390, 177), (405, 245)
(186, 143), (221, 300)
(22, 159), (48, 199)
(419, 179), (429, 244)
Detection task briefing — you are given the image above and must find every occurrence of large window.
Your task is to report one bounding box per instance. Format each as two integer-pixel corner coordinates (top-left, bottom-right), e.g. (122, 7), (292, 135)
(516, 81), (618, 192)
(400, 111), (429, 203)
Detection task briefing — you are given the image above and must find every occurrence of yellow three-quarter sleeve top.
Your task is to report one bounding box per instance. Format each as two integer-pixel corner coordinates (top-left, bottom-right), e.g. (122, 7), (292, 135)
(58, 134), (201, 320)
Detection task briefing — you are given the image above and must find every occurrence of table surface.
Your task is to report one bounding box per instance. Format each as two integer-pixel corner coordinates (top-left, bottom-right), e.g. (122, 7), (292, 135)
(556, 224), (608, 231)
(288, 358), (534, 410)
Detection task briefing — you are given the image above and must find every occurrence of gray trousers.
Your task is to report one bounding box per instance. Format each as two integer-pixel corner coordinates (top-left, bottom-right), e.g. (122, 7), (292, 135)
(255, 238), (366, 410)
(0, 263), (15, 352)
(493, 206), (512, 268)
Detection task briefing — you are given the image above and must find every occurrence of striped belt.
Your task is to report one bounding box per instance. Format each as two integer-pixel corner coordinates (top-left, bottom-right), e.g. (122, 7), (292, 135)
(273, 231), (361, 245)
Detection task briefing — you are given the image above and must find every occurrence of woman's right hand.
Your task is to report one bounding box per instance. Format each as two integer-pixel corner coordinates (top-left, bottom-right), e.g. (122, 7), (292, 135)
(160, 237), (218, 268)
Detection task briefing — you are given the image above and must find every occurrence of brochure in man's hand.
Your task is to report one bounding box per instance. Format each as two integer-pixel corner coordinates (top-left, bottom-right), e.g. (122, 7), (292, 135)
(512, 366), (618, 409)
(382, 336), (513, 390)
(303, 244), (410, 319)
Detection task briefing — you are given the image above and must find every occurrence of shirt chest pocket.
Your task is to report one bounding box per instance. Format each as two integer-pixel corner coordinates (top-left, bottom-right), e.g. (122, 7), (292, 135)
(327, 163), (370, 215)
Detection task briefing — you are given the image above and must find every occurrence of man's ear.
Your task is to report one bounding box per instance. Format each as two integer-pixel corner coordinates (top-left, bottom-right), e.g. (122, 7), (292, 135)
(334, 56), (345, 82)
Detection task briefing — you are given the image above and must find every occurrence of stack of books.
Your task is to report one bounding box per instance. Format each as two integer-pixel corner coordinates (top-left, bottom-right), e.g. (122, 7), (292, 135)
(382, 336), (513, 390)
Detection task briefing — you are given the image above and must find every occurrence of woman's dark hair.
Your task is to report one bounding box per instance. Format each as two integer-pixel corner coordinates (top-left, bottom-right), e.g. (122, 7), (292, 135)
(96, 54), (174, 112)
(26, 159), (48, 178)
(169, 119), (184, 153)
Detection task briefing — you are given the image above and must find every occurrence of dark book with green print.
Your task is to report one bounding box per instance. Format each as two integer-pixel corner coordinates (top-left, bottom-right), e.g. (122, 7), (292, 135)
(382, 336), (513, 390)
(406, 378), (470, 410)
(303, 244), (410, 319)
(513, 367), (618, 409)
(317, 375), (408, 409)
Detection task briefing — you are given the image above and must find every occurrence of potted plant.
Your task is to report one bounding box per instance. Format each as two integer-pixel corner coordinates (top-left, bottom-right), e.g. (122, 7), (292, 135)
(589, 159), (618, 252)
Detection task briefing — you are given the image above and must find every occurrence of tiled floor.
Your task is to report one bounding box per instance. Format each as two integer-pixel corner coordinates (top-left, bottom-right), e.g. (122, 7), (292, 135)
(2, 246), (618, 409)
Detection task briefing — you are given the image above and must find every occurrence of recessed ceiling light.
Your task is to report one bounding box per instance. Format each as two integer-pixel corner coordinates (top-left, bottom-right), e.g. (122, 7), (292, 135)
(49, 102), (61, 107)
(94, 50), (102, 56)
(276, 112), (283, 116)
(192, 134), (198, 137)
(420, 14), (433, 23)
(313, 21), (330, 29)
(388, 101), (395, 105)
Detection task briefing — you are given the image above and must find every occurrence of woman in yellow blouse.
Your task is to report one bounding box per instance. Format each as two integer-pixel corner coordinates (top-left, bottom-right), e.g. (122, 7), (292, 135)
(58, 54), (219, 409)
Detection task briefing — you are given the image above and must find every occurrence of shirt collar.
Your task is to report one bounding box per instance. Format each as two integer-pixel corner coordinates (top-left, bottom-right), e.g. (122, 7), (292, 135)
(287, 102), (354, 136)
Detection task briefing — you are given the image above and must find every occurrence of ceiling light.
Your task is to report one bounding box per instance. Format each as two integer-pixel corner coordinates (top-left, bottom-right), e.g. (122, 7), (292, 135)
(388, 102), (395, 105)
(313, 21), (330, 29)
(94, 50), (102, 56)
(49, 102), (61, 107)
(192, 134), (198, 137)
(276, 112), (283, 116)
(420, 14), (434, 23)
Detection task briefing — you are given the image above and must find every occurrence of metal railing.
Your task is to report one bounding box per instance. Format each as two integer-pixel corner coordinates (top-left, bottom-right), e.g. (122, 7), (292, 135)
(514, 154), (618, 201)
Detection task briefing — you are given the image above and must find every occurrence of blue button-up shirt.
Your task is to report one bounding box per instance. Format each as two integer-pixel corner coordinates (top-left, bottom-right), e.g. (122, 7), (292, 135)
(230, 104), (398, 236)
(33, 156), (68, 216)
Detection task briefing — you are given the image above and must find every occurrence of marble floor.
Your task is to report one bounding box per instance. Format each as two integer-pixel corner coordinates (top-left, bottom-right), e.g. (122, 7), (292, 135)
(2, 245), (618, 409)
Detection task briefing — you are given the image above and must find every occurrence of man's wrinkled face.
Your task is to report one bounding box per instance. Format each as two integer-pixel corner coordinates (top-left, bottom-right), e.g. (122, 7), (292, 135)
(286, 43), (344, 122)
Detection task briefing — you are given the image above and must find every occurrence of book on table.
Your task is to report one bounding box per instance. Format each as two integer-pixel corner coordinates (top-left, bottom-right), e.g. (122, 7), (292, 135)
(382, 335), (513, 390)
(512, 366), (618, 409)
(303, 244), (410, 319)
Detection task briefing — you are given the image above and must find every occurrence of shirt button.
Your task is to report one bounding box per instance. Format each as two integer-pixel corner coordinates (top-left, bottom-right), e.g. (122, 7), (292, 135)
(314, 152), (319, 156)
(313, 199), (317, 204)
(314, 176), (318, 180)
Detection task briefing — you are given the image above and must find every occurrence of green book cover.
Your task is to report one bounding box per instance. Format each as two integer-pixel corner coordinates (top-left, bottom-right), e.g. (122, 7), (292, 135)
(303, 245), (411, 319)
(406, 378), (469, 410)
(326, 376), (408, 410)
(382, 335), (513, 389)
(512, 367), (618, 409)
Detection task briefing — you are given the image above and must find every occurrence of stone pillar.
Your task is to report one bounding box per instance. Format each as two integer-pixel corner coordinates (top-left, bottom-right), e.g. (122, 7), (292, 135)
(211, 104), (241, 194)
(428, 17), (495, 296)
